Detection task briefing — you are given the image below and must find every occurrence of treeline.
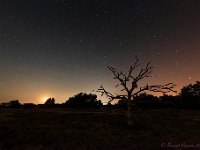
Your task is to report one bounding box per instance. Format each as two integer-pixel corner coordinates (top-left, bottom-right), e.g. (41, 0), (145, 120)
(0, 93), (103, 109)
(115, 81), (200, 109)
(1, 81), (200, 109)
(115, 93), (200, 109)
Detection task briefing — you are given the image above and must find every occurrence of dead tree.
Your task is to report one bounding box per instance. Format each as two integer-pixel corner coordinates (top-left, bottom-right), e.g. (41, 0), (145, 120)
(97, 57), (176, 126)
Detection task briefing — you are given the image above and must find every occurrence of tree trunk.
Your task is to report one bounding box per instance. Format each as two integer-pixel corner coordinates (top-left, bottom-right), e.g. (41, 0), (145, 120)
(127, 105), (133, 126)
(127, 96), (134, 126)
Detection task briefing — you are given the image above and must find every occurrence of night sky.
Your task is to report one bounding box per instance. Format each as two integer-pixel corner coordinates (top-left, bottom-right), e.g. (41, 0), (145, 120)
(0, 0), (200, 104)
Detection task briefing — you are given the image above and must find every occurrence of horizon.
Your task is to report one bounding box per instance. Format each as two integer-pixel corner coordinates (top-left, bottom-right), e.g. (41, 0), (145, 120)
(0, 81), (195, 104)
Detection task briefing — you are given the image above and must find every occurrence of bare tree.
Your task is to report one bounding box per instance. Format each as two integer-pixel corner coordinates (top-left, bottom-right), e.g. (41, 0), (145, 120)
(97, 57), (176, 126)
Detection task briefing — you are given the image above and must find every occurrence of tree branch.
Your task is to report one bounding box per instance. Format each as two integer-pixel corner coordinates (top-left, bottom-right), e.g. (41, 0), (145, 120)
(97, 57), (177, 104)
(96, 85), (127, 103)
(107, 66), (129, 92)
(148, 83), (177, 93)
(132, 83), (177, 96)
(130, 62), (153, 92)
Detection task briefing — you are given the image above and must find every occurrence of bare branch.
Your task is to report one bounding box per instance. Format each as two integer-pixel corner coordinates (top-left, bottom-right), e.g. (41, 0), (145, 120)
(107, 66), (129, 92)
(115, 84), (120, 88)
(97, 57), (177, 126)
(133, 85), (149, 96)
(97, 57), (176, 105)
(133, 83), (177, 96)
(96, 85), (127, 103)
(96, 85), (114, 100)
(135, 62), (153, 81)
(130, 62), (153, 92)
(126, 56), (140, 80)
(148, 83), (177, 93)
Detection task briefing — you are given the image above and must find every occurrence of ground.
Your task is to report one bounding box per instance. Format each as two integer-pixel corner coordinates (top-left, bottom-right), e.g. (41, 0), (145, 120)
(0, 108), (200, 150)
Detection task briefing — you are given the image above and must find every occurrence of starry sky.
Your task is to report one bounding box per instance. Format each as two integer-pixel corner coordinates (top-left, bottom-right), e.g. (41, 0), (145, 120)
(0, 0), (200, 104)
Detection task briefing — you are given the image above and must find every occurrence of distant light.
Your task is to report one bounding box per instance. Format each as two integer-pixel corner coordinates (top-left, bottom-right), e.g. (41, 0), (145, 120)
(41, 96), (50, 103)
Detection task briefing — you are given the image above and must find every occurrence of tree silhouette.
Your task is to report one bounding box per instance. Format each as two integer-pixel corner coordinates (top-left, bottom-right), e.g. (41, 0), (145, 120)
(135, 93), (160, 108)
(1, 102), (10, 108)
(116, 98), (127, 109)
(7, 100), (22, 108)
(181, 81), (200, 97)
(97, 57), (176, 126)
(180, 81), (200, 107)
(22, 103), (36, 108)
(159, 94), (181, 107)
(66, 93), (102, 108)
(44, 98), (55, 105)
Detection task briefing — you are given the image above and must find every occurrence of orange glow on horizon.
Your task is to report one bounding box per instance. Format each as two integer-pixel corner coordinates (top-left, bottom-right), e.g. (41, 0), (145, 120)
(39, 96), (51, 104)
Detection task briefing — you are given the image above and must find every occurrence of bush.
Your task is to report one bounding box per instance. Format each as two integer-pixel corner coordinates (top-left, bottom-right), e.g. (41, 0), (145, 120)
(66, 93), (102, 108)
(180, 81), (200, 108)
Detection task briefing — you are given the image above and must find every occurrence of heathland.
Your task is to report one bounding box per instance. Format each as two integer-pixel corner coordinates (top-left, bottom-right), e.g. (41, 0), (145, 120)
(0, 108), (199, 150)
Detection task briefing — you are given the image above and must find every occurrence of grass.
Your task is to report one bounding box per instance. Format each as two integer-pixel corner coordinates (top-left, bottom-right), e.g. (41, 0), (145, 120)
(0, 108), (200, 150)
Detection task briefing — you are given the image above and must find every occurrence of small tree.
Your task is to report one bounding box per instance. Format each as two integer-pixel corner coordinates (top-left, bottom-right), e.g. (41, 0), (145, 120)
(180, 81), (200, 98)
(180, 81), (200, 106)
(44, 98), (55, 105)
(66, 93), (102, 108)
(135, 93), (160, 108)
(9, 100), (22, 108)
(1, 102), (10, 108)
(97, 57), (176, 126)
(159, 94), (181, 107)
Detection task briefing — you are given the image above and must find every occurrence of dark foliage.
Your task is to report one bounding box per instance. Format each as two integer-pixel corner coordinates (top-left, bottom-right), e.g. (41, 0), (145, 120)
(114, 93), (183, 109)
(135, 93), (160, 108)
(180, 81), (200, 108)
(66, 93), (103, 108)
(0, 102), (10, 108)
(44, 98), (55, 105)
(181, 81), (200, 97)
(115, 93), (159, 109)
(22, 103), (36, 109)
(1, 100), (22, 108)
(115, 99), (127, 109)
(159, 95), (181, 107)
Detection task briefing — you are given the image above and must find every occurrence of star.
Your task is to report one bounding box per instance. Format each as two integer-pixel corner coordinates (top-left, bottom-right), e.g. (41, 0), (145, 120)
(175, 50), (181, 56)
(176, 62), (179, 68)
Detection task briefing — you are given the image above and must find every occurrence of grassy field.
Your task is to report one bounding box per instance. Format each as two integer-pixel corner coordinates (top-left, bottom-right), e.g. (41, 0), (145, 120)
(0, 108), (200, 150)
